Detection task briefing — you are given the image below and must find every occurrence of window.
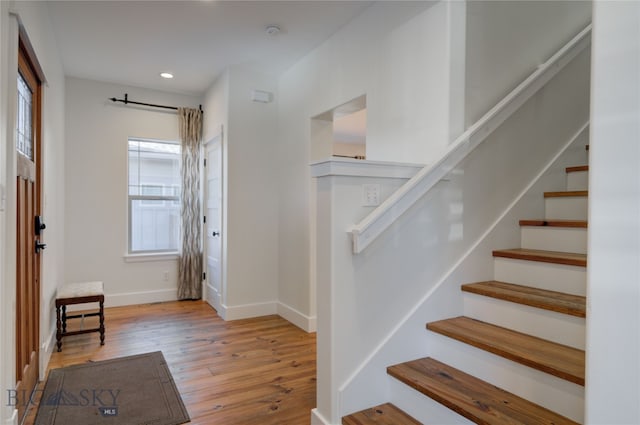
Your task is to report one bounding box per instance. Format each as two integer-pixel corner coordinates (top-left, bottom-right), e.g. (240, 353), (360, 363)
(16, 72), (33, 159)
(128, 138), (181, 253)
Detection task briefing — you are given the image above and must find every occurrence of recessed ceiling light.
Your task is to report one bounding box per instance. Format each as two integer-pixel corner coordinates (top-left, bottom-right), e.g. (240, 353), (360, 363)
(265, 25), (281, 36)
(160, 72), (174, 79)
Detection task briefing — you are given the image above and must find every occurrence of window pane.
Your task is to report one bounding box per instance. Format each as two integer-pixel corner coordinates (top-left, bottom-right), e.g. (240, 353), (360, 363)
(16, 72), (33, 159)
(130, 199), (180, 252)
(128, 139), (181, 197)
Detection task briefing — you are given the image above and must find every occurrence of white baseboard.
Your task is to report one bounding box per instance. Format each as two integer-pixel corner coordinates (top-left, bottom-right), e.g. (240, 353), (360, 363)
(278, 302), (317, 333)
(40, 325), (56, 379)
(222, 301), (278, 320)
(106, 289), (177, 307)
(63, 288), (178, 312)
(311, 408), (335, 425)
(209, 299), (317, 332)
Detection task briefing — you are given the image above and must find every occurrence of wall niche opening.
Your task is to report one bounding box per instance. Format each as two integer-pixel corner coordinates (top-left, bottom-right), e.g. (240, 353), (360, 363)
(310, 95), (366, 162)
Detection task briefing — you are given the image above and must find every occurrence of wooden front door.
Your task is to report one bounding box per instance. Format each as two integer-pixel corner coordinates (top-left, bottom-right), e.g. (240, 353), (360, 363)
(15, 35), (43, 422)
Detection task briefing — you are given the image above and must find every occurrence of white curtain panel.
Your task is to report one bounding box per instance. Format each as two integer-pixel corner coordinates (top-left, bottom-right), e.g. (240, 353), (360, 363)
(177, 107), (203, 300)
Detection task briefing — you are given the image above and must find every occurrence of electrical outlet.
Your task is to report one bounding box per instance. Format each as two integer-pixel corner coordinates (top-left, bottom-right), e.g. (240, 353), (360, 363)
(163, 271), (169, 281)
(362, 184), (381, 206)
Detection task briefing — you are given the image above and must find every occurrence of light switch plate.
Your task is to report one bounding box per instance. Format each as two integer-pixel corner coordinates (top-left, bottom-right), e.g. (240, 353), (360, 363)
(362, 184), (380, 206)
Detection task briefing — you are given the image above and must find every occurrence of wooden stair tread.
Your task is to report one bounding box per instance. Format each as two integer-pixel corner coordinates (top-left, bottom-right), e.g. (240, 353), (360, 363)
(565, 165), (588, 173)
(461, 281), (586, 317)
(519, 219), (587, 228)
(427, 317), (585, 385)
(493, 248), (586, 267)
(387, 357), (579, 425)
(543, 190), (588, 198)
(342, 403), (420, 425)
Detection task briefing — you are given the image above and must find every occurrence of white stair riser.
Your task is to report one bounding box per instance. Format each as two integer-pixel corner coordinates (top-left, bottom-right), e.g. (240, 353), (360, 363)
(494, 258), (586, 296)
(427, 333), (585, 423)
(389, 377), (474, 425)
(463, 292), (586, 349)
(545, 197), (588, 220)
(521, 226), (587, 254)
(567, 170), (588, 191)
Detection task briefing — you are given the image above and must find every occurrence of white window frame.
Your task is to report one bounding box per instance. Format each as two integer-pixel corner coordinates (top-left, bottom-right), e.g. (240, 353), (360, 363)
(127, 138), (181, 255)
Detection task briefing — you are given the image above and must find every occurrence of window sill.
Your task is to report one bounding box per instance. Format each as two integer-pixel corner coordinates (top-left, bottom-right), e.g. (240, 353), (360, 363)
(123, 252), (180, 263)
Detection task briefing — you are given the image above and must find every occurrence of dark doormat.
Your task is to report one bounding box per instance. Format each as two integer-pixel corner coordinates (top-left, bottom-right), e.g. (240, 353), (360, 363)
(34, 351), (190, 425)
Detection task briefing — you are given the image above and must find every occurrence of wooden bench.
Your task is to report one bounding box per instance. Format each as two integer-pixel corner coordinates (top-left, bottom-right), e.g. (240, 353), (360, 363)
(55, 281), (105, 352)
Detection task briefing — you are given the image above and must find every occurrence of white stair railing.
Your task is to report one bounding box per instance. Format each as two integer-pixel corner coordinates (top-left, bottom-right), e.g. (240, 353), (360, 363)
(349, 24), (592, 254)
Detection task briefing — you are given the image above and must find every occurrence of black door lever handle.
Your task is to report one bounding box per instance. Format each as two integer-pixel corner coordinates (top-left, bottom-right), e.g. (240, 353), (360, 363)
(35, 216), (46, 235)
(35, 240), (47, 254)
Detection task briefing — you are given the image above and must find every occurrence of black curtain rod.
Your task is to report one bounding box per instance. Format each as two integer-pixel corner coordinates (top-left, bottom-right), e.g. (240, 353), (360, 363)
(333, 154), (366, 160)
(109, 93), (203, 113)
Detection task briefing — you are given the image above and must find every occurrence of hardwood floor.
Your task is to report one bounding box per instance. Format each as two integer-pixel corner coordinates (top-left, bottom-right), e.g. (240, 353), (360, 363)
(23, 301), (317, 425)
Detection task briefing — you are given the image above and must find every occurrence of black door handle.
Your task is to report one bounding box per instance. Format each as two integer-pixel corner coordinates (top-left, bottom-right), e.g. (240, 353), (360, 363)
(35, 240), (47, 254)
(35, 216), (46, 235)
(212, 231), (220, 237)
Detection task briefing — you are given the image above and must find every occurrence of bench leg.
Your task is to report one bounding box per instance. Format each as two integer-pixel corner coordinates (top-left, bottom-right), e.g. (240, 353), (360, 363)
(99, 297), (105, 345)
(62, 305), (67, 333)
(56, 305), (63, 352)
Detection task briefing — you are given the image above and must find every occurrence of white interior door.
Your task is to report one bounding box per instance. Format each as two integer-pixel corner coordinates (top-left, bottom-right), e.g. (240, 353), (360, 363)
(203, 130), (223, 314)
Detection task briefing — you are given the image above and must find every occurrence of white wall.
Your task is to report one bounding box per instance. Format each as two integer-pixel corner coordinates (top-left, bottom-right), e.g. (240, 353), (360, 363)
(465, 0), (591, 126)
(278, 0), (458, 334)
(202, 66), (281, 321)
(1, 1), (66, 422)
(203, 70), (229, 143)
(64, 78), (201, 307)
(225, 66), (280, 317)
(586, 2), (640, 423)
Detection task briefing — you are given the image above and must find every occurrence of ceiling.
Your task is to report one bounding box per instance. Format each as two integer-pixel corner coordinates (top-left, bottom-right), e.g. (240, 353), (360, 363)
(46, 1), (373, 96)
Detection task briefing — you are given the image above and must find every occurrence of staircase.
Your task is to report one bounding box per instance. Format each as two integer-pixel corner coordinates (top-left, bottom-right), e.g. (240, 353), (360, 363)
(343, 152), (589, 424)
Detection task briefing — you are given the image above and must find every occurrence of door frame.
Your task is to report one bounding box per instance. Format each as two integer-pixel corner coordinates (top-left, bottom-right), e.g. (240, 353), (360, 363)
(202, 126), (225, 316)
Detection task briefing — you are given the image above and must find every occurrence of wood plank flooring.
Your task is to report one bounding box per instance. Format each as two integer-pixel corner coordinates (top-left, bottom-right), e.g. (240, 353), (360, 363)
(23, 301), (317, 425)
